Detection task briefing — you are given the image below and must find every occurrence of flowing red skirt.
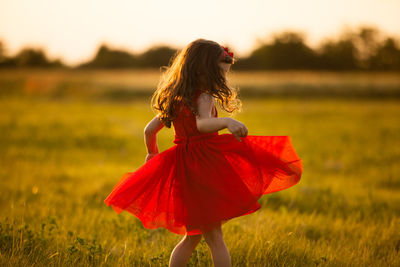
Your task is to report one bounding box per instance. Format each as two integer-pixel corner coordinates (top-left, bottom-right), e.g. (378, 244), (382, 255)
(104, 133), (303, 235)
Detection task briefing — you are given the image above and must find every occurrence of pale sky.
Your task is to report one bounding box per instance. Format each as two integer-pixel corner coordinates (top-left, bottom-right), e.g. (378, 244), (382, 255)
(1, 0), (399, 66)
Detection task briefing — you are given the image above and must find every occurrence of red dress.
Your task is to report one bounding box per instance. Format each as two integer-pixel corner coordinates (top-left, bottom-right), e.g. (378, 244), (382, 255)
(104, 91), (303, 236)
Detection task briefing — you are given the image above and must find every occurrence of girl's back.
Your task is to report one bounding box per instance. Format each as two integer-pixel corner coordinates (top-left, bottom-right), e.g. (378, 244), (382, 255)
(172, 90), (218, 140)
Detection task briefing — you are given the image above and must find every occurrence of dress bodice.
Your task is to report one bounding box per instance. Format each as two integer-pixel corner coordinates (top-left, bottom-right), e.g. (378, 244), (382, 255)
(172, 91), (218, 140)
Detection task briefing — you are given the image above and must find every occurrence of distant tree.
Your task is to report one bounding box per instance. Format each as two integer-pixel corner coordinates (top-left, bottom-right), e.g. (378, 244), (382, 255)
(369, 38), (400, 70)
(137, 45), (177, 68)
(0, 40), (16, 67)
(3, 25), (398, 70)
(77, 44), (177, 69)
(50, 58), (65, 68)
(78, 44), (137, 68)
(317, 39), (358, 70)
(235, 31), (320, 70)
(0, 40), (65, 68)
(316, 26), (400, 71)
(0, 40), (5, 61)
(349, 26), (383, 70)
(15, 48), (51, 67)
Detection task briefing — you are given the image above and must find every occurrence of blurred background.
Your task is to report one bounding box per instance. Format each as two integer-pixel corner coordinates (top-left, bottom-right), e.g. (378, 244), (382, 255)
(0, 0), (399, 266)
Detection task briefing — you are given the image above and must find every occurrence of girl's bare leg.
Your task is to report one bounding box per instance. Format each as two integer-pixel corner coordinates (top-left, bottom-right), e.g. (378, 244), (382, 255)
(202, 224), (231, 267)
(169, 233), (202, 267)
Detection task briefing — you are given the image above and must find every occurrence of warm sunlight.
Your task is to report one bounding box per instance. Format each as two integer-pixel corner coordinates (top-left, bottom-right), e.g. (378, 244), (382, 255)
(1, 1), (400, 266)
(0, 0), (399, 66)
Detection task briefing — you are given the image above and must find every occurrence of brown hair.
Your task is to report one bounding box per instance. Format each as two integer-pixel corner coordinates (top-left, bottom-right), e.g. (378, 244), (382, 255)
(151, 38), (242, 128)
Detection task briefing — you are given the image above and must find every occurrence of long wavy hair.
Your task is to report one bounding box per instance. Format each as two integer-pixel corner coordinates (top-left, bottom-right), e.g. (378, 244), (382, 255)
(151, 38), (242, 128)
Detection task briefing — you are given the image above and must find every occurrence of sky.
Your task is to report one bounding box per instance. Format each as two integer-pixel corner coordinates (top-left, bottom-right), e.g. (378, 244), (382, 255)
(1, 0), (399, 66)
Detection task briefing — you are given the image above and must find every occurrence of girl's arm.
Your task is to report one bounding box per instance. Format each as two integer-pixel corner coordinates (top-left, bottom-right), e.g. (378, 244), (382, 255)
(195, 92), (248, 141)
(144, 115), (164, 160)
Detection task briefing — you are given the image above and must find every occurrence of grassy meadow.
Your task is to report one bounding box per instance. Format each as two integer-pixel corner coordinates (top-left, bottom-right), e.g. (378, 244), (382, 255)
(0, 70), (399, 266)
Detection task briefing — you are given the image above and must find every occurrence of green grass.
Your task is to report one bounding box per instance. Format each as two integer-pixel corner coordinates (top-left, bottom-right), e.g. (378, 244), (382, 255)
(0, 70), (399, 266)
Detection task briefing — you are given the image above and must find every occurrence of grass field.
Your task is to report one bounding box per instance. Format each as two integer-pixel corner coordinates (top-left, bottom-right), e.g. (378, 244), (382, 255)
(0, 70), (399, 266)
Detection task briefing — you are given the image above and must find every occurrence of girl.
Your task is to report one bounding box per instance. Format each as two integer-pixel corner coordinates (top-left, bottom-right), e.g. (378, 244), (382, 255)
(104, 39), (303, 267)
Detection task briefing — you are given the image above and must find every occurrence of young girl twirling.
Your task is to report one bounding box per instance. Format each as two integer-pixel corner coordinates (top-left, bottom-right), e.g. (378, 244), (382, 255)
(104, 38), (303, 267)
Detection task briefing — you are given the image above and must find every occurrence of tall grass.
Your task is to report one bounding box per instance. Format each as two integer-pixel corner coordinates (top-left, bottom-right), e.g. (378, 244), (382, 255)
(0, 70), (399, 266)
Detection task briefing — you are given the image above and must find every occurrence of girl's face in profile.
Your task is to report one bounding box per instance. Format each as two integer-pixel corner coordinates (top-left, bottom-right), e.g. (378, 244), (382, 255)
(218, 62), (231, 75)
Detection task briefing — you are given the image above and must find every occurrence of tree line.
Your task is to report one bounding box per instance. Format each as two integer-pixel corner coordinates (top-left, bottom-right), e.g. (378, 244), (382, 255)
(0, 26), (399, 71)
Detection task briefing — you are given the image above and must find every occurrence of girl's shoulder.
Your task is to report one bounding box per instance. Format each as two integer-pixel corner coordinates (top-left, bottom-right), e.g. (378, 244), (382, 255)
(195, 89), (215, 105)
(177, 90), (211, 116)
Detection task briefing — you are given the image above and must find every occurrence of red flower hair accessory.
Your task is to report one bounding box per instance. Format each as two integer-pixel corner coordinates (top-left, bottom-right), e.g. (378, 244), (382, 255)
(220, 46), (234, 58)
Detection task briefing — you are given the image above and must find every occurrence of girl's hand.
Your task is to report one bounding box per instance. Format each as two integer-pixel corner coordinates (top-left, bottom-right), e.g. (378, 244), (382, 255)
(225, 118), (248, 142)
(145, 153), (158, 162)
